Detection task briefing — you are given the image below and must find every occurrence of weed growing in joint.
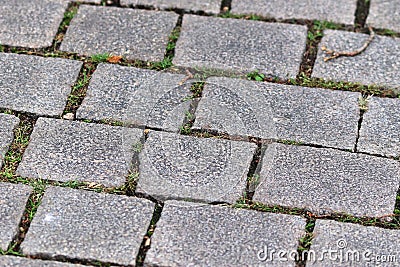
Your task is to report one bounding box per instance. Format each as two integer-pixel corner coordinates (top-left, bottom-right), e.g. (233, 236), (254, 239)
(133, 142), (144, 153)
(247, 70), (265, 81)
(90, 53), (110, 63)
(290, 73), (399, 97)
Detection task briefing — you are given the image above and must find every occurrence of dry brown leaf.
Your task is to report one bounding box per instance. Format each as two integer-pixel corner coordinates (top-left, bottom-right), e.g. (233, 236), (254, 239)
(107, 55), (123, 63)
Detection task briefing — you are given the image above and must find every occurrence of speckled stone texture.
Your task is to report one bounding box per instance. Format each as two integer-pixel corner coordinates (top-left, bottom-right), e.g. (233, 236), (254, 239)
(0, 183), (32, 251)
(17, 118), (142, 187)
(120, 0), (221, 14)
(77, 64), (192, 131)
(136, 131), (257, 203)
(21, 186), (154, 265)
(193, 77), (360, 150)
(60, 6), (178, 62)
(313, 30), (400, 90)
(253, 143), (400, 217)
(308, 220), (400, 266)
(367, 0), (400, 33)
(358, 97), (400, 158)
(74, 0), (100, 3)
(0, 53), (82, 116)
(0, 256), (85, 267)
(173, 15), (307, 79)
(231, 0), (357, 24)
(0, 114), (19, 169)
(145, 201), (306, 266)
(0, 0), (68, 48)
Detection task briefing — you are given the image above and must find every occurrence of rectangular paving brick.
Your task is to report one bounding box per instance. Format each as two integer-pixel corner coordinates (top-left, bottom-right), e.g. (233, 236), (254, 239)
(308, 220), (400, 266)
(136, 131), (257, 203)
(253, 143), (400, 217)
(17, 118), (143, 187)
(21, 186), (154, 265)
(0, 53), (82, 116)
(358, 97), (400, 158)
(173, 15), (307, 79)
(0, 0), (68, 48)
(60, 6), (178, 62)
(0, 256), (84, 267)
(77, 63), (192, 131)
(231, 0), (357, 25)
(0, 114), (19, 169)
(193, 77), (360, 150)
(367, 0), (400, 33)
(146, 201), (306, 266)
(120, 0), (221, 14)
(312, 30), (400, 90)
(0, 183), (32, 251)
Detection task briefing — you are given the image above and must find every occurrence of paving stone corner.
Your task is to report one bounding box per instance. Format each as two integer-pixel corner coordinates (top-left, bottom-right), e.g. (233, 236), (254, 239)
(193, 76), (360, 150)
(76, 63), (192, 131)
(0, 114), (20, 169)
(60, 5), (179, 62)
(137, 131), (257, 203)
(312, 29), (400, 90)
(253, 143), (400, 217)
(358, 96), (400, 158)
(0, 53), (82, 116)
(173, 15), (307, 79)
(145, 200), (306, 266)
(21, 186), (155, 265)
(0, 183), (32, 251)
(0, 0), (68, 48)
(307, 220), (400, 266)
(16, 118), (143, 187)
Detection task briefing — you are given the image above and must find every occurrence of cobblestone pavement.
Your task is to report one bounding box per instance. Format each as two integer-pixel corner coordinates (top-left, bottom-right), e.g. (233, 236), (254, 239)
(0, 0), (399, 266)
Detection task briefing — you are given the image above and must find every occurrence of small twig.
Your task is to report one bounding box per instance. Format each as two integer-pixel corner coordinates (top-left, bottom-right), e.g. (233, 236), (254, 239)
(322, 26), (375, 62)
(178, 69), (194, 85)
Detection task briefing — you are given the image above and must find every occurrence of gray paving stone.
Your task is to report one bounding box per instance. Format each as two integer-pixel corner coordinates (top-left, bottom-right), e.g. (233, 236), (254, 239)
(253, 143), (400, 217)
(21, 186), (154, 265)
(173, 15), (307, 79)
(17, 118), (142, 187)
(73, 0), (101, 3)
(0, 256), (85, 267)
(120, 0), (221, 14)
(77, 64), (192, 131)
(0, 114), (19, 169)
(231, 0), (357, 25)
(0, 183), (32, 251)
(358, 97), (400, 157)
(312, 30), (400, 90)
(307, 220), (400, 266)
(145, 201), (306, 266)
(367, 0), (400, 33)
(0, 53), (82, 116)
(0, 0), (68, 48)
(136, 131), (257, 203)
(60, 5), (178, 62)
(193, 77), (360, 150)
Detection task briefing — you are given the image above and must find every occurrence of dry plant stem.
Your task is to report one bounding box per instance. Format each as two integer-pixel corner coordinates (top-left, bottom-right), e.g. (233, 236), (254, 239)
(322, 26), (375, 62)
(179, 69), (194, 85)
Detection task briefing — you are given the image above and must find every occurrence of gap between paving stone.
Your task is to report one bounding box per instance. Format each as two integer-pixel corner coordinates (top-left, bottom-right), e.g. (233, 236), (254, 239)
(0, 110), (396, 262)
(355, 0), (370, 27)
(2, 2), (400, 266)
(135, 202), (163, 266)
(1, 20), (399, 100)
